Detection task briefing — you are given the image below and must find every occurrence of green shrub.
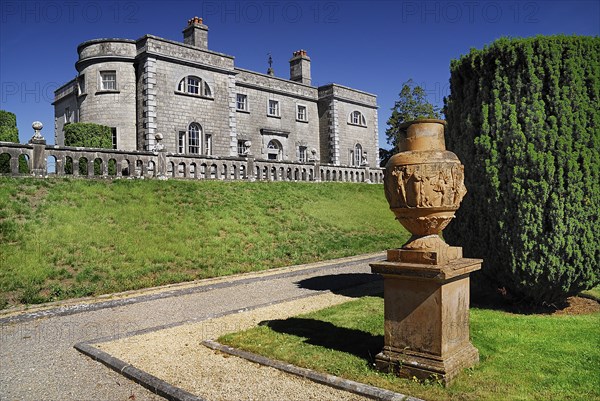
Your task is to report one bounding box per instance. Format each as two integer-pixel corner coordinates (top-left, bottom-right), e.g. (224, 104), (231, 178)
(64, 122), (112, 176)
(445, 36), (600, 305)
(64, 122), (112, 148)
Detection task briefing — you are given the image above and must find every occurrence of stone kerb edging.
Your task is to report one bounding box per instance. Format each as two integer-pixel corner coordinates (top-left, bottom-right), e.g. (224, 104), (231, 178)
(74, 342), (206, 401)
(202, 340), (423, 401)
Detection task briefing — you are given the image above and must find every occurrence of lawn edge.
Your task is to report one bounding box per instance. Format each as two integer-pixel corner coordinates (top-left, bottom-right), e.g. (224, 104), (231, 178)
(0, 252), (385, 324)
(202, 339), (423, 401)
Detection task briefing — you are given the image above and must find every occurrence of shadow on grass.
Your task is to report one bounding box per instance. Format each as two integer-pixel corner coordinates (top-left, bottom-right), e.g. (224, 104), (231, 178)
(260, 317), (383, 362)
(296, 273), (383, 298)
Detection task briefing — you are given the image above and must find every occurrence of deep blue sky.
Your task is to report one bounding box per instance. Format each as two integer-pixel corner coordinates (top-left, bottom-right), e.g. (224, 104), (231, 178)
(1, 0), (598, 148)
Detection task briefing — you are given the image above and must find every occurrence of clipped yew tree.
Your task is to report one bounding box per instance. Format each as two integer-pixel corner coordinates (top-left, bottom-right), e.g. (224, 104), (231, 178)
(444, 36), (600, 305)
(64, 122), (112, 148)
(64, 122), (112, 175)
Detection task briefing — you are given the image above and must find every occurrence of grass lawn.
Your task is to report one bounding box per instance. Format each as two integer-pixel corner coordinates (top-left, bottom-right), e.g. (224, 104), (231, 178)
(0, 178), (408, 309)
(219, 296), (600, 401)
(582, 286), (600, 301)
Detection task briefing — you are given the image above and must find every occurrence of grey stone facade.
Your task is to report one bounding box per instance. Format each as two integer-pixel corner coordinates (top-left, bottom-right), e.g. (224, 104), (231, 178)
(53, 18), (379, 166)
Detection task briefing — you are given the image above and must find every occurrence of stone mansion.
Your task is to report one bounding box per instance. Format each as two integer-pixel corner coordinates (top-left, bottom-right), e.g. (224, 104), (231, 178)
(53, 17), (379, 167)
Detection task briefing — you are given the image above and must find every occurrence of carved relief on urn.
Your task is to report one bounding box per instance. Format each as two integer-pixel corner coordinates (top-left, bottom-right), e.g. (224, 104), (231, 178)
(384, 119), (467, 250)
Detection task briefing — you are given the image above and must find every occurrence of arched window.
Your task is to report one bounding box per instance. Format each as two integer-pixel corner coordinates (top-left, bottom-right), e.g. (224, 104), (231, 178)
(267, 139), (282, 161)
(180, 123), (212, 155)
(188, 123), (201, 154)
(177, 76), (213, 98)
(348, 110), (367, 127)
(354, 144), (362, 166)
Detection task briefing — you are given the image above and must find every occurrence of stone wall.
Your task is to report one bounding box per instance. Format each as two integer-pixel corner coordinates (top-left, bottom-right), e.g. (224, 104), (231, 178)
(235, 69), (321, 162)
(53, 79), (79, 145)
(148, 55), (234, 155)
(55, 39), (140, 150)
(318, 84), (379, 167)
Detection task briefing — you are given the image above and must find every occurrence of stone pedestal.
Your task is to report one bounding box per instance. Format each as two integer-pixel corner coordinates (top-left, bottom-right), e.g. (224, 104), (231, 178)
(371, 256), (481, 384)
(29, 121), (47, 177)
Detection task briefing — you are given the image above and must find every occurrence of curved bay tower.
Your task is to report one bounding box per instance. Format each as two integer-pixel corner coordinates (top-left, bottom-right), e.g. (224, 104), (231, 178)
(53, 18), (379, 166)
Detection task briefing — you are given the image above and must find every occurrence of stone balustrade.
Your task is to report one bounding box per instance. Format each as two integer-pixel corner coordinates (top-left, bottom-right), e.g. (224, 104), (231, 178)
(0, 141), (383, 184)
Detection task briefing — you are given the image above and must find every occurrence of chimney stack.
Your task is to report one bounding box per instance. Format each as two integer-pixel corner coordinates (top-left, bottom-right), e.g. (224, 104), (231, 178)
(289, 49), (311, 85)
(183, 17), (208, 49)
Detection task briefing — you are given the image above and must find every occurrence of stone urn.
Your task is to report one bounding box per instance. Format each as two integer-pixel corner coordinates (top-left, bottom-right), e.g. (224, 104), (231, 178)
(373, 118), (481, 384)
(384, 119), (467, 253)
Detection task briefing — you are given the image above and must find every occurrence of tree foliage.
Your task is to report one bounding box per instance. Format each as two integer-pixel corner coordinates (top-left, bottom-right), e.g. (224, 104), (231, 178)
(0, 110), (27, 173)
(445, 36), (600, 305)
(385, 79), (441, 151)
(0, 110), (19, 143)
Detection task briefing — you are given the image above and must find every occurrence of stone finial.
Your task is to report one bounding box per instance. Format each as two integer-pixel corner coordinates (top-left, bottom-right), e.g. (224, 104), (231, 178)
(31, 121), (44, 141)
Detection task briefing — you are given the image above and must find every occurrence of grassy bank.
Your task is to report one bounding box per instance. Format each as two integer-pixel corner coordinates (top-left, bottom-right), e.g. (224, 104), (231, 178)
(220, 296), (600, 401)
(0, 178), (407, 309)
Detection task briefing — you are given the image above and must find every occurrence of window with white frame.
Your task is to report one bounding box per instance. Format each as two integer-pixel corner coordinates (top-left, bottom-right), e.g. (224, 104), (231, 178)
(204, 134), (212, 156)
(178, 76), (213, 98)
(178, 131), (186, 153)
(187, 76), (200, 94)
(238, 140), (250, 156)
(299, 146), (308, 162)
(77, 75), (85, 95)
(236, 94), (248, 111)
(188, 123), (201, 154)
(296, 105), (307, 121)
(268, 99), (280, 117)
(111, 128), (117, 149)
(348, 110), (367, 127)
(64, 107), (71, 124)
(354, 143), (363, 166)
(267, 139), (282, 160)
(100, 71), (117, 91)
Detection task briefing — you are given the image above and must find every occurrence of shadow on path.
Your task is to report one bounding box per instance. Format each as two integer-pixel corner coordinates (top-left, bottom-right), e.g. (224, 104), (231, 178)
(296, 273), (383, 298)
(260, 317), (383, 363)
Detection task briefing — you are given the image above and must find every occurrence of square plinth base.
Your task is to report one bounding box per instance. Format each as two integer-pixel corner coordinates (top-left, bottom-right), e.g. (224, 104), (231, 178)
(375, 343), (479, 385)
(371, 257), (482, 385)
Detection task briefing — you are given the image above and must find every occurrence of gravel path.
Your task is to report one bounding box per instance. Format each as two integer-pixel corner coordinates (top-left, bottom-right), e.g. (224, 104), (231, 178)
(0, 253), (386, 401)
(98, 291), (377, 401)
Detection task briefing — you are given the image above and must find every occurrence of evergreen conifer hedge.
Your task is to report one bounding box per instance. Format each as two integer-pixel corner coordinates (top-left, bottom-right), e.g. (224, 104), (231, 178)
(64, 122), (112, 148)
(64, 122), (112, 175)
(445, 36), (599, 305)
